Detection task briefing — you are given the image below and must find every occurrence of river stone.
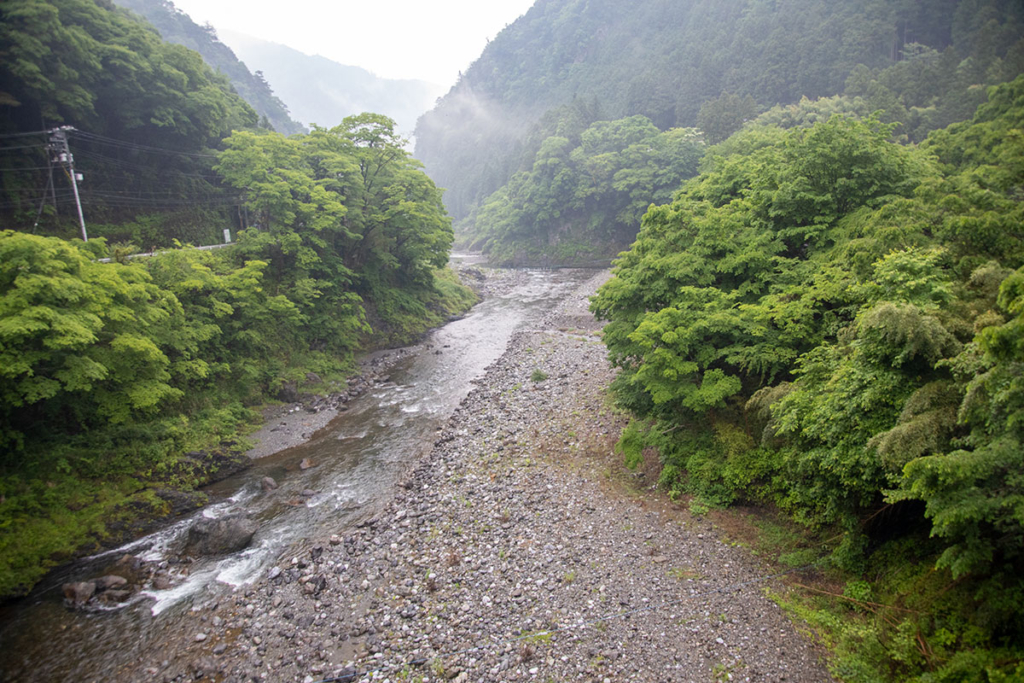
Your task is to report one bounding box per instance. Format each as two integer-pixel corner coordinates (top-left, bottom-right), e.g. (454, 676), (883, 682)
(99, 589), (132, 604)
(278, 380), (301, 402)
(261, 476), (279, 491)
(94, 574), (128, 590)
(185, 514), (259, 556)
(62, 581), (96, 606)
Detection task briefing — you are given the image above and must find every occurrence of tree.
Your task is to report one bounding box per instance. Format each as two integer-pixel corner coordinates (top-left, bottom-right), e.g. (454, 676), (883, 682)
(0, 231), (182, 451)
(696, 92), (761, 144)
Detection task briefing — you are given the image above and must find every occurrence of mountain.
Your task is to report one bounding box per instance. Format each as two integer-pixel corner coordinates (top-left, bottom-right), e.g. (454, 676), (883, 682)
(415, 0), (1024, 226)
(112, 0), (306, 136)
(221, 31), (445, 137)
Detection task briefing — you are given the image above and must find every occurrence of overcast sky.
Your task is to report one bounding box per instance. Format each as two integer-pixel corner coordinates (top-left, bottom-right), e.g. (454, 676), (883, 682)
(170, 0), (537, 87)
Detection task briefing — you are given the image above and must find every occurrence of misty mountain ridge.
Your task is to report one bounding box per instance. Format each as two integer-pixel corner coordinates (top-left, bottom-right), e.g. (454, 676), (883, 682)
(221, 31), (445, 137)
(112, 0), (306, 135)
(415, 0), (1023, 220)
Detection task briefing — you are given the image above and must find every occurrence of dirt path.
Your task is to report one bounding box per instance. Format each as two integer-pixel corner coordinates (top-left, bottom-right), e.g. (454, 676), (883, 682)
(129, 270), (833, 683)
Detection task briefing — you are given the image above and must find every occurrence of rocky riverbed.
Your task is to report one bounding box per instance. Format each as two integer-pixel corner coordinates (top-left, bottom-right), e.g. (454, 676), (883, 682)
(113, 270), (834, 682)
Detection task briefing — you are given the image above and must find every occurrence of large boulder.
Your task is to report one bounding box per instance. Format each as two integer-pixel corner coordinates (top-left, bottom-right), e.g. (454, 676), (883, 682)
(277, 380), (301, 403)
(185, 515), (258, 556)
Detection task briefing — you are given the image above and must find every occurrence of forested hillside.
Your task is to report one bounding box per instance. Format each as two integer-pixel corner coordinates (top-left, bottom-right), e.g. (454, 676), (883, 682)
(0, 0), (473, 597)
(224, 32), (444, 138)
(592, 77), (1024, 681)
(470, 113), (704, 265)
(0, 0), (260, 246)
(416, 0), (1024, 264)
(112, 0), (306, 135)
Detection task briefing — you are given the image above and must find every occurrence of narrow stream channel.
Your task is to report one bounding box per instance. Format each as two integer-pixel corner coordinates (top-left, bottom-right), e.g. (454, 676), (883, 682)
(0, 264), (595, 681)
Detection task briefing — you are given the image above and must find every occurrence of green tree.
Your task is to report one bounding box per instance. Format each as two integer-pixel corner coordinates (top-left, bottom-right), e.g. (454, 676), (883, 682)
(0, 231), (182, 451)
(696, 92), (761, 144)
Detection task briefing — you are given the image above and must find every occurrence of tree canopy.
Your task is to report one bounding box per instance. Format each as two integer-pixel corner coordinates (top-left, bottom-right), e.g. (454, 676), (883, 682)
(416, 0), (1024, 257)
(467, 115), (704, 265)
(592, 76), (1024, 680)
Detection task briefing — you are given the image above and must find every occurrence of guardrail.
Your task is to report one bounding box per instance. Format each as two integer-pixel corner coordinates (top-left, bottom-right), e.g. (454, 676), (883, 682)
(95, 239), (234, 263)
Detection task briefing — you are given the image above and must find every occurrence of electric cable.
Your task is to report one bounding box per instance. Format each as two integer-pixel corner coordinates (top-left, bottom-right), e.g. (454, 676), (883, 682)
(70, 129), (221, 159)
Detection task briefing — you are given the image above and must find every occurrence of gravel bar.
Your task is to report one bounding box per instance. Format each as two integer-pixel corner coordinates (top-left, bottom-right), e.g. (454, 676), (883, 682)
(129, 270), (833, 683)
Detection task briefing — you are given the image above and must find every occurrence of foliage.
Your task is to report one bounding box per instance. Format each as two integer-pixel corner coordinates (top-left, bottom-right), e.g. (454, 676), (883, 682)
(0, 114), (472, 598)
(594, 78), (1024, 678)
(216, 114), (456, 337)
(416, 0), (1024, 234)
(697, 93), (761, 145)
(0, 0), (259, 243)
(113, 0), (305, 135)
(0, 231), (182, 451)
(469, 116), (703, 265)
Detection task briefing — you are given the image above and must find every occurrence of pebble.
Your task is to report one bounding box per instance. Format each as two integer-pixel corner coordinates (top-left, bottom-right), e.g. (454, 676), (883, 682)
(111, 269), (833, 683)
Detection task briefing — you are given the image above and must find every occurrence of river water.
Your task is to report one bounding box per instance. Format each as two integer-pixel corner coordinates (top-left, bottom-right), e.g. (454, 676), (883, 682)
(0, 264), (594, 681)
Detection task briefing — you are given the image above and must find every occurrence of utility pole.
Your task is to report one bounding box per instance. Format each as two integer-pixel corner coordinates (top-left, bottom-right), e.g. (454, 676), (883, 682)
(49, 126), (87, 242)
(33, 153), (56, 231)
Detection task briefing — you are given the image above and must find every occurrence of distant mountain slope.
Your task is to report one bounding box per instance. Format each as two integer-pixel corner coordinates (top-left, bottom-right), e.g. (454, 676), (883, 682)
(415, 0), (1024, 223)
(221, 31), (445, 136)
(112, 0), (305, 136)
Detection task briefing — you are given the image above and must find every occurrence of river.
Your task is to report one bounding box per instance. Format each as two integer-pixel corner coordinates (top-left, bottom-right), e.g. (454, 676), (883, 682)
(0, 264), (595, 682)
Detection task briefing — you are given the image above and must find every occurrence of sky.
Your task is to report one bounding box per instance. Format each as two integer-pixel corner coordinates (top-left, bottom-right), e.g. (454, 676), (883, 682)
(170, 0), (537, 87)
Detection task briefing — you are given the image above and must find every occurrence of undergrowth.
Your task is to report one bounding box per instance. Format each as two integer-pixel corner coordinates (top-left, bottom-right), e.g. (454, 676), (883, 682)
(622, 416), (1024, 681)
(0, 267), (477, 598)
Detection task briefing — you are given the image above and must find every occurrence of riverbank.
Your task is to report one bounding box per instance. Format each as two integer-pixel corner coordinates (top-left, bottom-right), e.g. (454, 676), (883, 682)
(114, 269), (832, 682)
(242, 265), (526, 460)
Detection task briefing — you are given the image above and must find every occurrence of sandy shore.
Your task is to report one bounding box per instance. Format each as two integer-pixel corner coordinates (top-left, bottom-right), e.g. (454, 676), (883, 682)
(125, 270), (833, 682)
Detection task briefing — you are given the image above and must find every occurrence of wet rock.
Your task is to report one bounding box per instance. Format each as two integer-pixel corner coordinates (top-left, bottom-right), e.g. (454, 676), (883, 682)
(63, 581), (96, 606)
(299, 458), (316, 470)
(99, 589), (132, 603)
(154, 488), (209, 517)
(261, 476), (279, 491)
(94, 574), (128, 591)
(185, 514), (259, 556)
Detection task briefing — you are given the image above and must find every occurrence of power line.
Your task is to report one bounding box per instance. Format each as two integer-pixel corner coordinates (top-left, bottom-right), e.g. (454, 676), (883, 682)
(69, 129), (221, 159)
(85, 188), (228, 197)
(0, 130), (50, 140)
(73, 150), (222, 180)
(0, 143), (50, 152)
(0, 165), (64, 172)
(1, 126), (243, 225)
